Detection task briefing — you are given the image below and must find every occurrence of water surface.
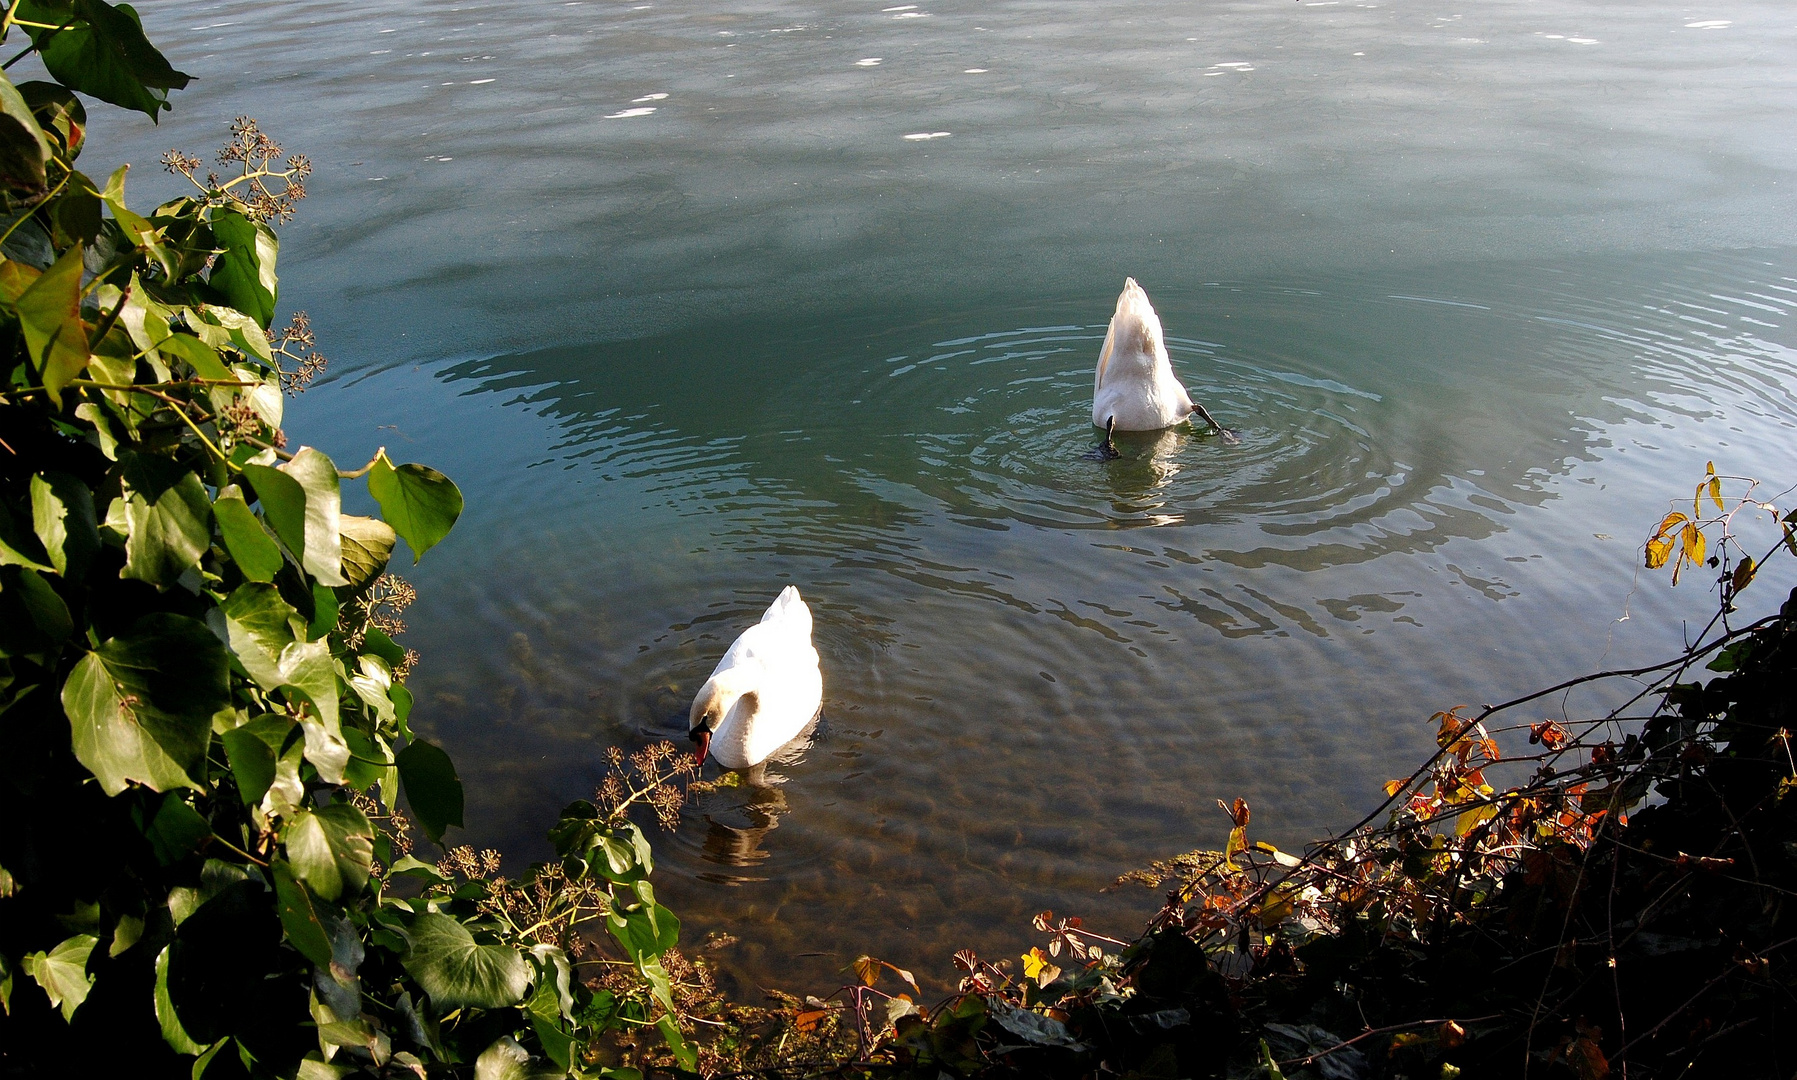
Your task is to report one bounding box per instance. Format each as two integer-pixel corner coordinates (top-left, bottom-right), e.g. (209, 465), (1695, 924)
(67, 0), (1797, 992)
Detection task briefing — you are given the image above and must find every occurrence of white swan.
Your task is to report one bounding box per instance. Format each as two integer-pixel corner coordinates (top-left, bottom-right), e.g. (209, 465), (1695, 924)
(1091, 278), (1237, 454)
(688, 586), (823, 770)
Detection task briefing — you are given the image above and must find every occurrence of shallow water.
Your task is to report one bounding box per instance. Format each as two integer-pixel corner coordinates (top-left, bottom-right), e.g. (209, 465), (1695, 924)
(67, 0), (1797, 992)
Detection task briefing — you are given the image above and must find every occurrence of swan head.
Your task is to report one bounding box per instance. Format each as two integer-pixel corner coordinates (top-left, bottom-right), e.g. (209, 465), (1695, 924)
(688, 671), (759, 765)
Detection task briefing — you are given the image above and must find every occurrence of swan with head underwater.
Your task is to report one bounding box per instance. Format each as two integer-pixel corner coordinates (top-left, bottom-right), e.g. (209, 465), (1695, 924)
(1090, 278), (1240, 459)
(688, 586), (824, 771)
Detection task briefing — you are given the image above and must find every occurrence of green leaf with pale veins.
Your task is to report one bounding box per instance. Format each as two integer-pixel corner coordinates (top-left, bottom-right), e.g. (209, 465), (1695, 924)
(30, 472), (98, 577)
(22, 933), (97, 1021)
(207, 209), (278, 326)
(212, 486), (283, 582)
(14, 243), (87, 403)
(402, 914), (530, 1011)
(397, 738), (463, 843)
(474, 1036), (567, 1080)
(63, 613), (229, 794)
(17, 0), (193, 121)
(369, 450), (462, 564)
(120, 453), (211, 589)
(213, 581), (304, 691)
(281, 803), (374, 902)
(338, 514), (395, 592)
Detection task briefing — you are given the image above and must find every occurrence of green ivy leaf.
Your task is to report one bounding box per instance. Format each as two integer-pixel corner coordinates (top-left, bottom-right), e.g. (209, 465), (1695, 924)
(338, 513), (396, 592)
(368, 450), (462, 564)
(155, 330), (230, 381)
(212, 486), (283, 583)
(608, 888), (679, 964)
(245, 448), (345, 586)
(153, 946), (206, 1054)
(30, 471), (98, 578)
(0, 499), (53, 571)
(22, 933), (97, 1022)
(145, 791), (211, 865)
(473, 1035), (566, 1080)
(397, 738), (463, 843)
(17, 0), (193, 121)
(220, 714), (290, 808)
(360, 623), (406, 669)
(0, 73), (50, 197)
(5, 565), (72, 651)
(22, 81), (85, 160)
(207, 208), (278, 326)
(281, 803), (374, 902)
(213, 581), (305, 691)
(527, 979), (579, 1071)
(271, 860), (334, 968)
(657, 1013), (698, 1073)
(14, 242), (87, 403)
(63, 612), (229, 794)
(119, 453), (211, 589)
(401, 914), (530, 1011)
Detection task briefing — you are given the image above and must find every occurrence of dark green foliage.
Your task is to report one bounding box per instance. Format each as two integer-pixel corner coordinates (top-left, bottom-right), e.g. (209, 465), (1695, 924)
(0, 8), (696, 1078)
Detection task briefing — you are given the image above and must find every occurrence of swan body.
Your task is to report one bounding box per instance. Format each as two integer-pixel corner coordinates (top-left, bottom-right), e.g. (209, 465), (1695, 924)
(1091, 279), (1237, 446)
(688, 586), (823, 771)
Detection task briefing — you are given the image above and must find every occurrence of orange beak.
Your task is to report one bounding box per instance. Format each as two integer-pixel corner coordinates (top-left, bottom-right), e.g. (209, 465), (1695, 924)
(692, 729), (710, 765)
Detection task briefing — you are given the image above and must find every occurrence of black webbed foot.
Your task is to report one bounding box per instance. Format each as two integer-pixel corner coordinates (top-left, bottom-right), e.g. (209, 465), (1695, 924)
(1191, 403), (1241, 445)
(1084, 416), (1121, 461)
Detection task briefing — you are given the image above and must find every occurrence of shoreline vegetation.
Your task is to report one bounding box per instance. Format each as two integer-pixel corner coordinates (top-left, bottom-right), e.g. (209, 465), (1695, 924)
(2, 6), (1795, 1080)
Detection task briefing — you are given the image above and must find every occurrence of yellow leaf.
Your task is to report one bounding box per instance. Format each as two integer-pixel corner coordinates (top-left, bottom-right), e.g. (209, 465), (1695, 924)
(1709, 475), (1724, 514)
(1455, 803), (1501, 837)
(1645, 535), (1672, 570)
(1732, 557), (1755, 594)
(1258, 884), (1299, 927)
(1653, 511), (1687, 537)
(1021, 947), (1060, 986)
(1253, 841), (1302, 868)
(1224, 825), (1248, 868)
(1383, 779), (1407, 798)
(1681, 522), (1706, 570)
(794, 1009), (829, 1033)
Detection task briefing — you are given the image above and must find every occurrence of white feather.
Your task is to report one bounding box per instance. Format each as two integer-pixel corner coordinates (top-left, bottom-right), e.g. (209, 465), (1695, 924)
(1092, 278), (1196, 431)
(692, 586), (823, 770)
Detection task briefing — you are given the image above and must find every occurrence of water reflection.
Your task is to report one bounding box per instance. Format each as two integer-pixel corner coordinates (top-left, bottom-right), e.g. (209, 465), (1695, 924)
(1098, 426), (1200, 521)
(699, 783), (789, 885)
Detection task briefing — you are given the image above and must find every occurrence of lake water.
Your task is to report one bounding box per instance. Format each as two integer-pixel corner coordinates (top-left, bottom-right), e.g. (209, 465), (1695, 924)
(70, 0), (1797, 993)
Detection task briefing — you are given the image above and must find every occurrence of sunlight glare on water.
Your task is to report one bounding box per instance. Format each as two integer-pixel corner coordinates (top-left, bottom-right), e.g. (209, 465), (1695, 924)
(69, 0), (1797, 992)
